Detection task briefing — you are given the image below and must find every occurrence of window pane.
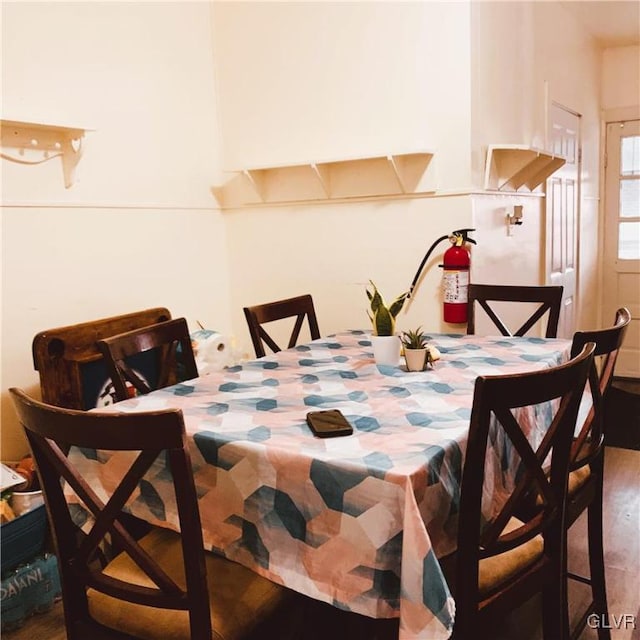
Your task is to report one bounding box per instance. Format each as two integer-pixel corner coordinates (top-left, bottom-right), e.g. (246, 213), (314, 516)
(620, 179), (640, 218)
(621, 135), (640, 176)
(618, 221), (640, 259)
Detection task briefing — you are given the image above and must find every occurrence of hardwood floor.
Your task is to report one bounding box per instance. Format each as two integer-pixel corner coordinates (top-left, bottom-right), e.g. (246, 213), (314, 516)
(4, 446), (639, 640)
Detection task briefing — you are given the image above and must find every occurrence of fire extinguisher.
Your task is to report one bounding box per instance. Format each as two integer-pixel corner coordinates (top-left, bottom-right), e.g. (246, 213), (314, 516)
(406, 228), (476, 324)
(441, 234), (472, 323)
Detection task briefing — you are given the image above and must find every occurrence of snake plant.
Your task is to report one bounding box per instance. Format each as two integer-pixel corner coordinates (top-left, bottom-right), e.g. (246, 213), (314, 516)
(400, 327), (428, 349)
(366, 280), (408, 336)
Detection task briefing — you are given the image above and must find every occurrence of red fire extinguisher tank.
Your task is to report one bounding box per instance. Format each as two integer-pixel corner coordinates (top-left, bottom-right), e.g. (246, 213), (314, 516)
(442, 241), (471, 323)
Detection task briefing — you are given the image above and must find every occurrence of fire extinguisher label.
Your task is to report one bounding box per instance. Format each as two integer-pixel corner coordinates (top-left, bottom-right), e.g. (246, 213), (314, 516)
(443, 271), (469, 303)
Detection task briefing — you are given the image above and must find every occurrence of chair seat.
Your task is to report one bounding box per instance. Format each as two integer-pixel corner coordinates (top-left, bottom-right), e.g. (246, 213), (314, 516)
(89, 527), (297, 640)
(441, 517), (544, 598)
(568, 465), (591, 495)
(535, 464), (591, 507)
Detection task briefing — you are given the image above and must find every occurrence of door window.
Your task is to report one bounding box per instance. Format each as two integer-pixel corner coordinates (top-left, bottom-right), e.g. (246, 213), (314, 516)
(617, 133), (640, 259)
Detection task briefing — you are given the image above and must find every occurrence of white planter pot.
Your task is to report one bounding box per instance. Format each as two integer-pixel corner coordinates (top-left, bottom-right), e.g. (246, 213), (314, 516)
(370, 335), (401, 366)
(404, 348), (428, 372)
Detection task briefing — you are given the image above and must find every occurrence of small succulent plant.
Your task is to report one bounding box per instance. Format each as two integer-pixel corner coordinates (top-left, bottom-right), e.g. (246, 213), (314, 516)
(366, 281), (408, 336)
(400, 327), (428, 350)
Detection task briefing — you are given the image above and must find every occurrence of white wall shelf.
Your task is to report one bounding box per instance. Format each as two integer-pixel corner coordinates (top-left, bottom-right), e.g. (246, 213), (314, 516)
(484, 145), (566, 192)
(212, 151), (437, 207)
(1, 119), (91, 188)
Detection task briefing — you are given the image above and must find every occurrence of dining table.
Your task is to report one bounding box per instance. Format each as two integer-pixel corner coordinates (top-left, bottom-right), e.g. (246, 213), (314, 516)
(72, 329), (572, 640)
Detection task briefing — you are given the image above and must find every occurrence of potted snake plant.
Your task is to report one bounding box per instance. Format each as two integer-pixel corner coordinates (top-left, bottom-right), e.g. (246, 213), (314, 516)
(400, 327), (430, 372)
(366, 280), (408, 365)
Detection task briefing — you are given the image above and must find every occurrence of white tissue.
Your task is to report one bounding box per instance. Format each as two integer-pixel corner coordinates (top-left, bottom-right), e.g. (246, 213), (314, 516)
(191, 329), (240, 374)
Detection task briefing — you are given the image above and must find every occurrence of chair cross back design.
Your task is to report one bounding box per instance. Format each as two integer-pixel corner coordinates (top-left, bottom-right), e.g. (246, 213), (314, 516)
(467, 284), (564, 338)
(243, 294), (320, 358)
(32, 307), (172, 409)
(10, 388), (211, 639)
(446, 342), (594, 640)
(97, 317), (198, 402)
(569, 307), (631, 468)
(10, 388), (300, 640)
(563, 307), (631, 640)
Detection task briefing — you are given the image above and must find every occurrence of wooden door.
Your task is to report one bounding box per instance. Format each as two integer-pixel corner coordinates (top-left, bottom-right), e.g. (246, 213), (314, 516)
(603, 119), (640, 378)
(545, 103), (580, 339)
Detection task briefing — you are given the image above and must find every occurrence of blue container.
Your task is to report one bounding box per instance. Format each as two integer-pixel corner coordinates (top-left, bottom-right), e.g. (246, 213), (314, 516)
(1, 553), (61, 631)
(1, 505), (48, 574)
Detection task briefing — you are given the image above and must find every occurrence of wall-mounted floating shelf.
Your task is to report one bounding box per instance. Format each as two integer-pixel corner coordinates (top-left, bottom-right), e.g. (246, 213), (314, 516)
(212, 151), (436, 207)
(1, 119), (91, 188)
(484, 145), (566, 192)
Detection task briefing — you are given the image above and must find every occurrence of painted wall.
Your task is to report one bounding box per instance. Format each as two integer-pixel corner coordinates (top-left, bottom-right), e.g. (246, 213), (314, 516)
(214, 1), (476, 354)
(212, 1), (473, 191)
(0, 0), (615, 459)
(224, 196), (473, 354)
(602, 46), (640, 111)
(468, 1), (602, 332)
(1, 2), (229, 458)
(468, 0), (548, 330)
(470, 1), (542, 185)
(531, 2), (602, 330)
(218, 0), (604, 354)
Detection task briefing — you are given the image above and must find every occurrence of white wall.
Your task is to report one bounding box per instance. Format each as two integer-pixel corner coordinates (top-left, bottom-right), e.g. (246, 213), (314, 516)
(1, 0), (613, 459)
(468, 0), (602, 331)
(470, 1), (542, 184)
(212, 1), (473, 190)
(214, 0), (476, 353)
(532, 2), (602, 329)
(216, 0), (604, 357)
(225, 196), (473, 352)
(1, 2), (230, 458)
(602, 45), (640, 111)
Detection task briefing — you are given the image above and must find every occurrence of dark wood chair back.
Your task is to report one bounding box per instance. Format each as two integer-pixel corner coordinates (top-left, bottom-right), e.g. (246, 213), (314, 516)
(559, 310), (631, 640)
(32, 308), (172, 409)
(9, 388), (212, 640)
(97, 318), (198, 402)
(467, 284), (563, 337)
(451, 342), (594, 639)
(243, 294), (320, 358)
(569, 307), (631, 470)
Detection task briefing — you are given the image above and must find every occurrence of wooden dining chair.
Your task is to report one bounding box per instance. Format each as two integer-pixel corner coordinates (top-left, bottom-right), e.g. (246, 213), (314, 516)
(9, 388), (303, 640)
(440, 342), (595, 640)
(243, 294), (321, 358)
(562, 307), (631, 640)
(32, 307), (172, 409)
(466, 284), (564, 338)
(97, 318), (199, 402)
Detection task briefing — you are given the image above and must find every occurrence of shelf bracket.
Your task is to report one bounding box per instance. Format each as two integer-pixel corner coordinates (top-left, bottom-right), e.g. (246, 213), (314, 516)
(387, 155), (407, 193)
(1, 119), (89, 188)
(484, 145), (566, 192)
(242, 169), (266, 202)
(310, 163), (331, 197)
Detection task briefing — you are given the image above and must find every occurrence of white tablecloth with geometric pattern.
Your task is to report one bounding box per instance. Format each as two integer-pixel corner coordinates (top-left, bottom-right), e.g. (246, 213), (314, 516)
(74, 330), (570, 639)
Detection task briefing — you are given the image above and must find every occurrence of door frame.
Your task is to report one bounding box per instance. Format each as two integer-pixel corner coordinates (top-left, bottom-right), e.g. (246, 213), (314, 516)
(599, 106), (640, 326)
(544, 99), (582, 339)
(600, 106), (640, 379)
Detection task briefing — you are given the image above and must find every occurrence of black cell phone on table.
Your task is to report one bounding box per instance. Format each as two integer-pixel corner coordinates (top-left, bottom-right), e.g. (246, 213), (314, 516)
(306, 410), (353, 438)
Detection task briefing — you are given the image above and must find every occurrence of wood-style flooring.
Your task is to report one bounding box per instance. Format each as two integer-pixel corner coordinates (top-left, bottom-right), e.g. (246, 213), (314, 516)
(4, 446), (639, 640)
